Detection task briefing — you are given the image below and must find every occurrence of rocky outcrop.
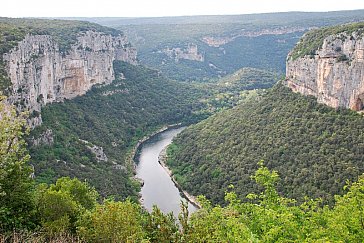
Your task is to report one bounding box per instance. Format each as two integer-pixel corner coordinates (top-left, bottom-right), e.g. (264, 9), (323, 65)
(285, 31), (364, 111)
(202, 27), (308, 47)
(163, 43), (204, 62)
(80, 139), (108, 162)
(4, 31), (137, 115)
(31, 129), (54, 146)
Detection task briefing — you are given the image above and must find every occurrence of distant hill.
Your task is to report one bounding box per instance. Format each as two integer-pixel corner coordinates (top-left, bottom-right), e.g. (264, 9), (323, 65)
(65, 10), (364, 81)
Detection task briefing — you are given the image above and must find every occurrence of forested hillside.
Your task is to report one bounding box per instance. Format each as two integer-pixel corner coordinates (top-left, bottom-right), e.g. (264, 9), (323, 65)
(1, 100), (363, 241)
(167, 84), (364, 205)
(29, 61), (209, 200)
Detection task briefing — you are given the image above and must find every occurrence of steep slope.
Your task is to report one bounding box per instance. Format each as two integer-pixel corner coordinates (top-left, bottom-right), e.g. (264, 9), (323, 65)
(28, 63), (279, 200)
(0, 18), (136, 128)
(286, 22), (364, 111)
(29, 61), (209, 200)
(0, 18), (281, 201)
(166, 84), (364, 205)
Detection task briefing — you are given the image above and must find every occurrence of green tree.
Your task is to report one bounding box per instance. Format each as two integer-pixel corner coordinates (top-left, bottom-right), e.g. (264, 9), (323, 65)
(34, 177), (98, 235)
(145, 205), (180, 242)
(78, 199), (147, 242)
(0, 96), (35, 231)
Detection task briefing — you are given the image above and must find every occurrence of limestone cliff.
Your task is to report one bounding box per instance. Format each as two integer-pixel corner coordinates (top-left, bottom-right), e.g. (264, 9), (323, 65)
(285, 29), (364, 111)
(162, 43), (204, 62)
(4, 30), (137, 122)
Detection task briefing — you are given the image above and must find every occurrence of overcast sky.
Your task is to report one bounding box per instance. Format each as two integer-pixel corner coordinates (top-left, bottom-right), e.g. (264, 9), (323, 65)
(2, 0), (364, 18)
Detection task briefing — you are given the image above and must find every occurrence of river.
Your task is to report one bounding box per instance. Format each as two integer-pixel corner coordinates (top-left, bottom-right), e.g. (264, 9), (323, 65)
(136, 127), (198, 217)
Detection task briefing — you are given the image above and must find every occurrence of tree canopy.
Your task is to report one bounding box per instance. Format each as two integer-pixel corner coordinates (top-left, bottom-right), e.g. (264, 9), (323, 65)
(167, 84), (364, 205)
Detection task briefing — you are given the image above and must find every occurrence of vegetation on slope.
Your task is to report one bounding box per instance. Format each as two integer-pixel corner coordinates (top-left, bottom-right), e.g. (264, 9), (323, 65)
(29, 61), (209, 200)
(0, 96), (35, 231)
(0, 17), (121, 92)
(122, 24), (301, 81)
(290, 21), (364, 60)
(2, 89), (364, 242)
(199, 67), (278, 112)
(167, 84), (364, 205)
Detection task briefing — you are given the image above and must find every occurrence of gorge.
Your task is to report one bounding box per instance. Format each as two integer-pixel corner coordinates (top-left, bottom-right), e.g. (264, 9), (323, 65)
(1, 14), (364, 241)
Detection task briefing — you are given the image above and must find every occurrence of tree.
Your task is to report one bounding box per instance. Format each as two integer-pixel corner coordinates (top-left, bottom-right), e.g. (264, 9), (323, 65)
(78, 199), (147, 242)
(0, 96), (35, 231)
(35, 177), (98, 235)
(145, 205), (180, 242)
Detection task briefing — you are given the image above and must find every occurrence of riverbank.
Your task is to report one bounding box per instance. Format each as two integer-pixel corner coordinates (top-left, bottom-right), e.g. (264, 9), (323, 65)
(127, 123), (182, 172)
(158, 147), (201, 209)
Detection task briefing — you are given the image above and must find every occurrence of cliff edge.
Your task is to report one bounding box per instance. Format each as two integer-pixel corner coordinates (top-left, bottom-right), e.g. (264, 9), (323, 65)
(285, 23), (364, 111)
(4, 30), (136, 123)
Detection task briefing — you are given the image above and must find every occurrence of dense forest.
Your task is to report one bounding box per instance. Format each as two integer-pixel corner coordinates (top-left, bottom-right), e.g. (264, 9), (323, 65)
(1, 105), (363, 241)
(167, 84), (364, 205)
(2, 14), (364, 242)
(29, 61), (208, 200)
(29, 61), (278, 200)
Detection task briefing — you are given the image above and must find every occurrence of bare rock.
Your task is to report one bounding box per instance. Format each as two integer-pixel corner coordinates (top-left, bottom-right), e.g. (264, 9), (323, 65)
(3, 31), (137, 125)
(163, 43), (204, 62)
(79, 139), (108, 162)
(285, 31), (364, 111)
(31, 129), (54, 146)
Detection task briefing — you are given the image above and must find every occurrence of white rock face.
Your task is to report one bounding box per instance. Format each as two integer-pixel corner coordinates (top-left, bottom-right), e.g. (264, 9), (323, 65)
(79, 139), (108, 162)
(4, 31), (137, 114)
(285, 32), (364, 111)
(163, 43), (204, 62)
(31, 129), (54, 146)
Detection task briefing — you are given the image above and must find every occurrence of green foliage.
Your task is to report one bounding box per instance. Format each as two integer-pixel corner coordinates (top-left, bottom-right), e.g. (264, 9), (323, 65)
(145, 206), (180, 242)
(29, 61), (209, 200)
(182, 165), (364, 242)
(132, 27), (300, 81)
(198, 67), (277, 112)
(167, 84), (364, 205)
(323, 176), (364, 241)
(290, 21), (364, 60)
(34, 177), (98, 235)
(1, 160), (364, 241)
(78, 199), (147, 242)
(0, 96), (35, 232)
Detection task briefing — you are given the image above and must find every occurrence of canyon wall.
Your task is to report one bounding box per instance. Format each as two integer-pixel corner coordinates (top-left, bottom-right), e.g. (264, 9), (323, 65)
(3, 30), (137, 124)
(285, 31), (364, 111)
